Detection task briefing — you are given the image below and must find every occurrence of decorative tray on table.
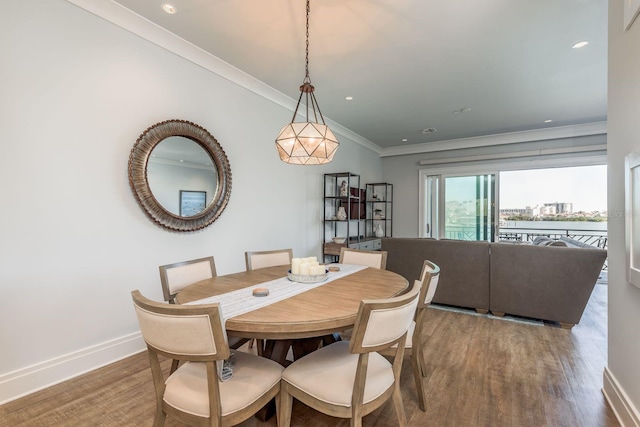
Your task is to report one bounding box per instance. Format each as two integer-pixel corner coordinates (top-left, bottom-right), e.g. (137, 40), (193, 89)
(287, 270), (329, 284)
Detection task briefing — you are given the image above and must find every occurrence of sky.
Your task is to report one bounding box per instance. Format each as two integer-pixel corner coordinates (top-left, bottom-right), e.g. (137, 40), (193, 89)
(500, 165), (607, 212)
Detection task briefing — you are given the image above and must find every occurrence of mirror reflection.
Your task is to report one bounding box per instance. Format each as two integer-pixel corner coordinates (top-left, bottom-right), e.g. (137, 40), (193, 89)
(148, 136), (218, 217)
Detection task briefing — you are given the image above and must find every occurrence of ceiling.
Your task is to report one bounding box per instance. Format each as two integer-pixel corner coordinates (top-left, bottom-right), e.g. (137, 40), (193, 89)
(109, 0), (608, 150)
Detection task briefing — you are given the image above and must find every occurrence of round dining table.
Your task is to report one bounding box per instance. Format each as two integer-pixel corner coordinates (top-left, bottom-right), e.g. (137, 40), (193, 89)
(175, 264), (409, 340)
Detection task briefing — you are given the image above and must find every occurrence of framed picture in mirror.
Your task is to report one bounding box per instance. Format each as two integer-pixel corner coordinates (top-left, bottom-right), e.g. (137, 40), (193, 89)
(180, 190), (206, 217)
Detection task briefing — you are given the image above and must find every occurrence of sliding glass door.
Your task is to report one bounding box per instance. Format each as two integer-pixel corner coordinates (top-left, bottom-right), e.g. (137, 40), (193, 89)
(423, 173), (496, 241)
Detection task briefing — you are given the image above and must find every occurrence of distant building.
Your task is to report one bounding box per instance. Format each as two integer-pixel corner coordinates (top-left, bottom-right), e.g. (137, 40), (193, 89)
(540, 205), (557, 215)
(544, 202), (573, 214)
(500, 206), (540, 217)
(501, 202), (573, 218)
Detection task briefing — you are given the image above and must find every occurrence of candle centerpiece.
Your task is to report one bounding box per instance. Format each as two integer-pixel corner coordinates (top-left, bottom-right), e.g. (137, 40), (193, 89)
(288, 256), (328, 283)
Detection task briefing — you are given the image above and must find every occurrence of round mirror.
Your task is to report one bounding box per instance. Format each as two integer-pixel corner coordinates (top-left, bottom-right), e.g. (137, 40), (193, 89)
(128, 120), (231, 232)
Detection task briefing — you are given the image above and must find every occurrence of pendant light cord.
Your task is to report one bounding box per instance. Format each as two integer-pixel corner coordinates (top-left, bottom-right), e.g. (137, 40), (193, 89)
(304, 0), (310, 82)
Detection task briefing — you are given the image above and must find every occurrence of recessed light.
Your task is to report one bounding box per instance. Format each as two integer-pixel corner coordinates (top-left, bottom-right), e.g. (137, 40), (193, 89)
(345, 96), (353, 101)
(544, 119), (553, 123)
(572, 41), (588, 49)
(419, 128), (437, 134)
(162, 3), (177, 14)
(402, 138), (408, 142)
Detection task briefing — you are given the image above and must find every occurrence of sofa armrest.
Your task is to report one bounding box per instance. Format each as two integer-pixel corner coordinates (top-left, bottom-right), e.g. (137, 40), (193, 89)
(489, 243), (607, 325)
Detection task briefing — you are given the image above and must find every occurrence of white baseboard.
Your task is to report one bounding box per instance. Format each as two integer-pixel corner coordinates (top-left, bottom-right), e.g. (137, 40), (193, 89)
(0, 332), (145, 405)
(603, 366), (640, 427)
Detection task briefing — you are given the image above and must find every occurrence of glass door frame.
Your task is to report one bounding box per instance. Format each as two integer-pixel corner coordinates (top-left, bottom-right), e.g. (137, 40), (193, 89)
(419, 166), (501, 242)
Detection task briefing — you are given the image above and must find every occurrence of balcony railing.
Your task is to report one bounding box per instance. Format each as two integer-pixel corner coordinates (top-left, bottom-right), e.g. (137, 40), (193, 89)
(497, 227), (608, 250)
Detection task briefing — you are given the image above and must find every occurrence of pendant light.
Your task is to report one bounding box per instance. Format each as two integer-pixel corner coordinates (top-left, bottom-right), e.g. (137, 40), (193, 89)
(275, 0), (339, 165)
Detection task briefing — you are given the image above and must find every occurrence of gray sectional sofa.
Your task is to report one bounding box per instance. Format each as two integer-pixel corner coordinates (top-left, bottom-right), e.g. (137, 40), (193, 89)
(382, 237), (607, 327)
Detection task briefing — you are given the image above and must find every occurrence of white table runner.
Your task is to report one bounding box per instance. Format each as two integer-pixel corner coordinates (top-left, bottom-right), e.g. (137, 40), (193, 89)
(185, 264), (367, 320)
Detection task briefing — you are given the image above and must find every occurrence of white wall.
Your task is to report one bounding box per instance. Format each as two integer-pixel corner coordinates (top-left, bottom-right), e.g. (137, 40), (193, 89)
(603, 1), (640, 425)
(0, 0), (381, 402)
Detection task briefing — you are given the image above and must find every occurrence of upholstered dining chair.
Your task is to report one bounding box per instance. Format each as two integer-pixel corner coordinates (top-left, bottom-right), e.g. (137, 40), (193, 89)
(159, 256), (217, 304)
(131, 290), (284, 427)
(336, 247), (389, 342)
(244, 248), (293, 271)
(338, 247), (388, 269)
(159, 256), (248, 372)
(379, 259), (440, 412)
(278, 279), (421, 427)
(244, 248), (293, 354)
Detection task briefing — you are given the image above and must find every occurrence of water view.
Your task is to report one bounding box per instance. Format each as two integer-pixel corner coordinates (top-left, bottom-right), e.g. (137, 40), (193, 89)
(500, 219), (607, 233)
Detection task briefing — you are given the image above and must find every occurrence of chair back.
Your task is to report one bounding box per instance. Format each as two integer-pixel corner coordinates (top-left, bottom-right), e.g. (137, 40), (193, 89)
(159, 256), (216, 303)
(349, 279), (420, 353)
(339, 248), (388, 269)
(245, 248), (293, 270)
(131, 290), (229, 361)
(418, 260), (441, 308)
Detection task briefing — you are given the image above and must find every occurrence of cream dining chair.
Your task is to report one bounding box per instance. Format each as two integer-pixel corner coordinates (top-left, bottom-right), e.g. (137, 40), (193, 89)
(131, 290), (284, 427)
(244, 248), (293, 355)
(159, 256), (248, 372)
(244, 248), (293, 271)
(159, 256), (217, 304)
(338, 247), (388, 269)
(379, 259), (440, 412)
(338, 248), (388, 341)
(278, 279), (421, 427)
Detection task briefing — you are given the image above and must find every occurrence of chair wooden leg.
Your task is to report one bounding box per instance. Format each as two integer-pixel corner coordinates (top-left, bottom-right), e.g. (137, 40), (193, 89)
(391, 383), (408, 427)
(153, 408), (166, 427)
(275, 386), (281, 427)
(411, 353), (427, 412)
(279, 383), (293, 427)
(169, 359), (179, 374)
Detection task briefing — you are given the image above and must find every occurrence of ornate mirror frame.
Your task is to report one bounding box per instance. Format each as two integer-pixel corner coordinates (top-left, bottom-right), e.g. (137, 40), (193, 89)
(128, 119), (231, 232)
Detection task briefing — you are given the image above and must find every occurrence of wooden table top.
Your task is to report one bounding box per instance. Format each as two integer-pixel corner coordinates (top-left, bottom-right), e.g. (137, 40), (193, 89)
(176, 265), (409, 340)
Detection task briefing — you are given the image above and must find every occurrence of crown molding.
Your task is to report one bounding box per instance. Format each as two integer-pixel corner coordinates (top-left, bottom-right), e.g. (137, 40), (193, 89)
(380, 121), (608, 158)
(418, 144), (607, 166)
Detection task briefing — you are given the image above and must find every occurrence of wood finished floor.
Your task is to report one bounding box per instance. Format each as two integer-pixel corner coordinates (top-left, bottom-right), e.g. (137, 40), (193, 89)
(0, 282), (618, 427)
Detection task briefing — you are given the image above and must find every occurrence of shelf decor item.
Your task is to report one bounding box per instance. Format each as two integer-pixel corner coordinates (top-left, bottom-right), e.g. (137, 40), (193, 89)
(375, 223), (384, 238)
(340, 180), (348, 196)
(337, 206), (347, 220)
(274, 0), (339, 165)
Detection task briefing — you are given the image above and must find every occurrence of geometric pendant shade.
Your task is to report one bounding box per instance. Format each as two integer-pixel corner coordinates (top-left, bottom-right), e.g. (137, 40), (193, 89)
(275, 121), (339, 165)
